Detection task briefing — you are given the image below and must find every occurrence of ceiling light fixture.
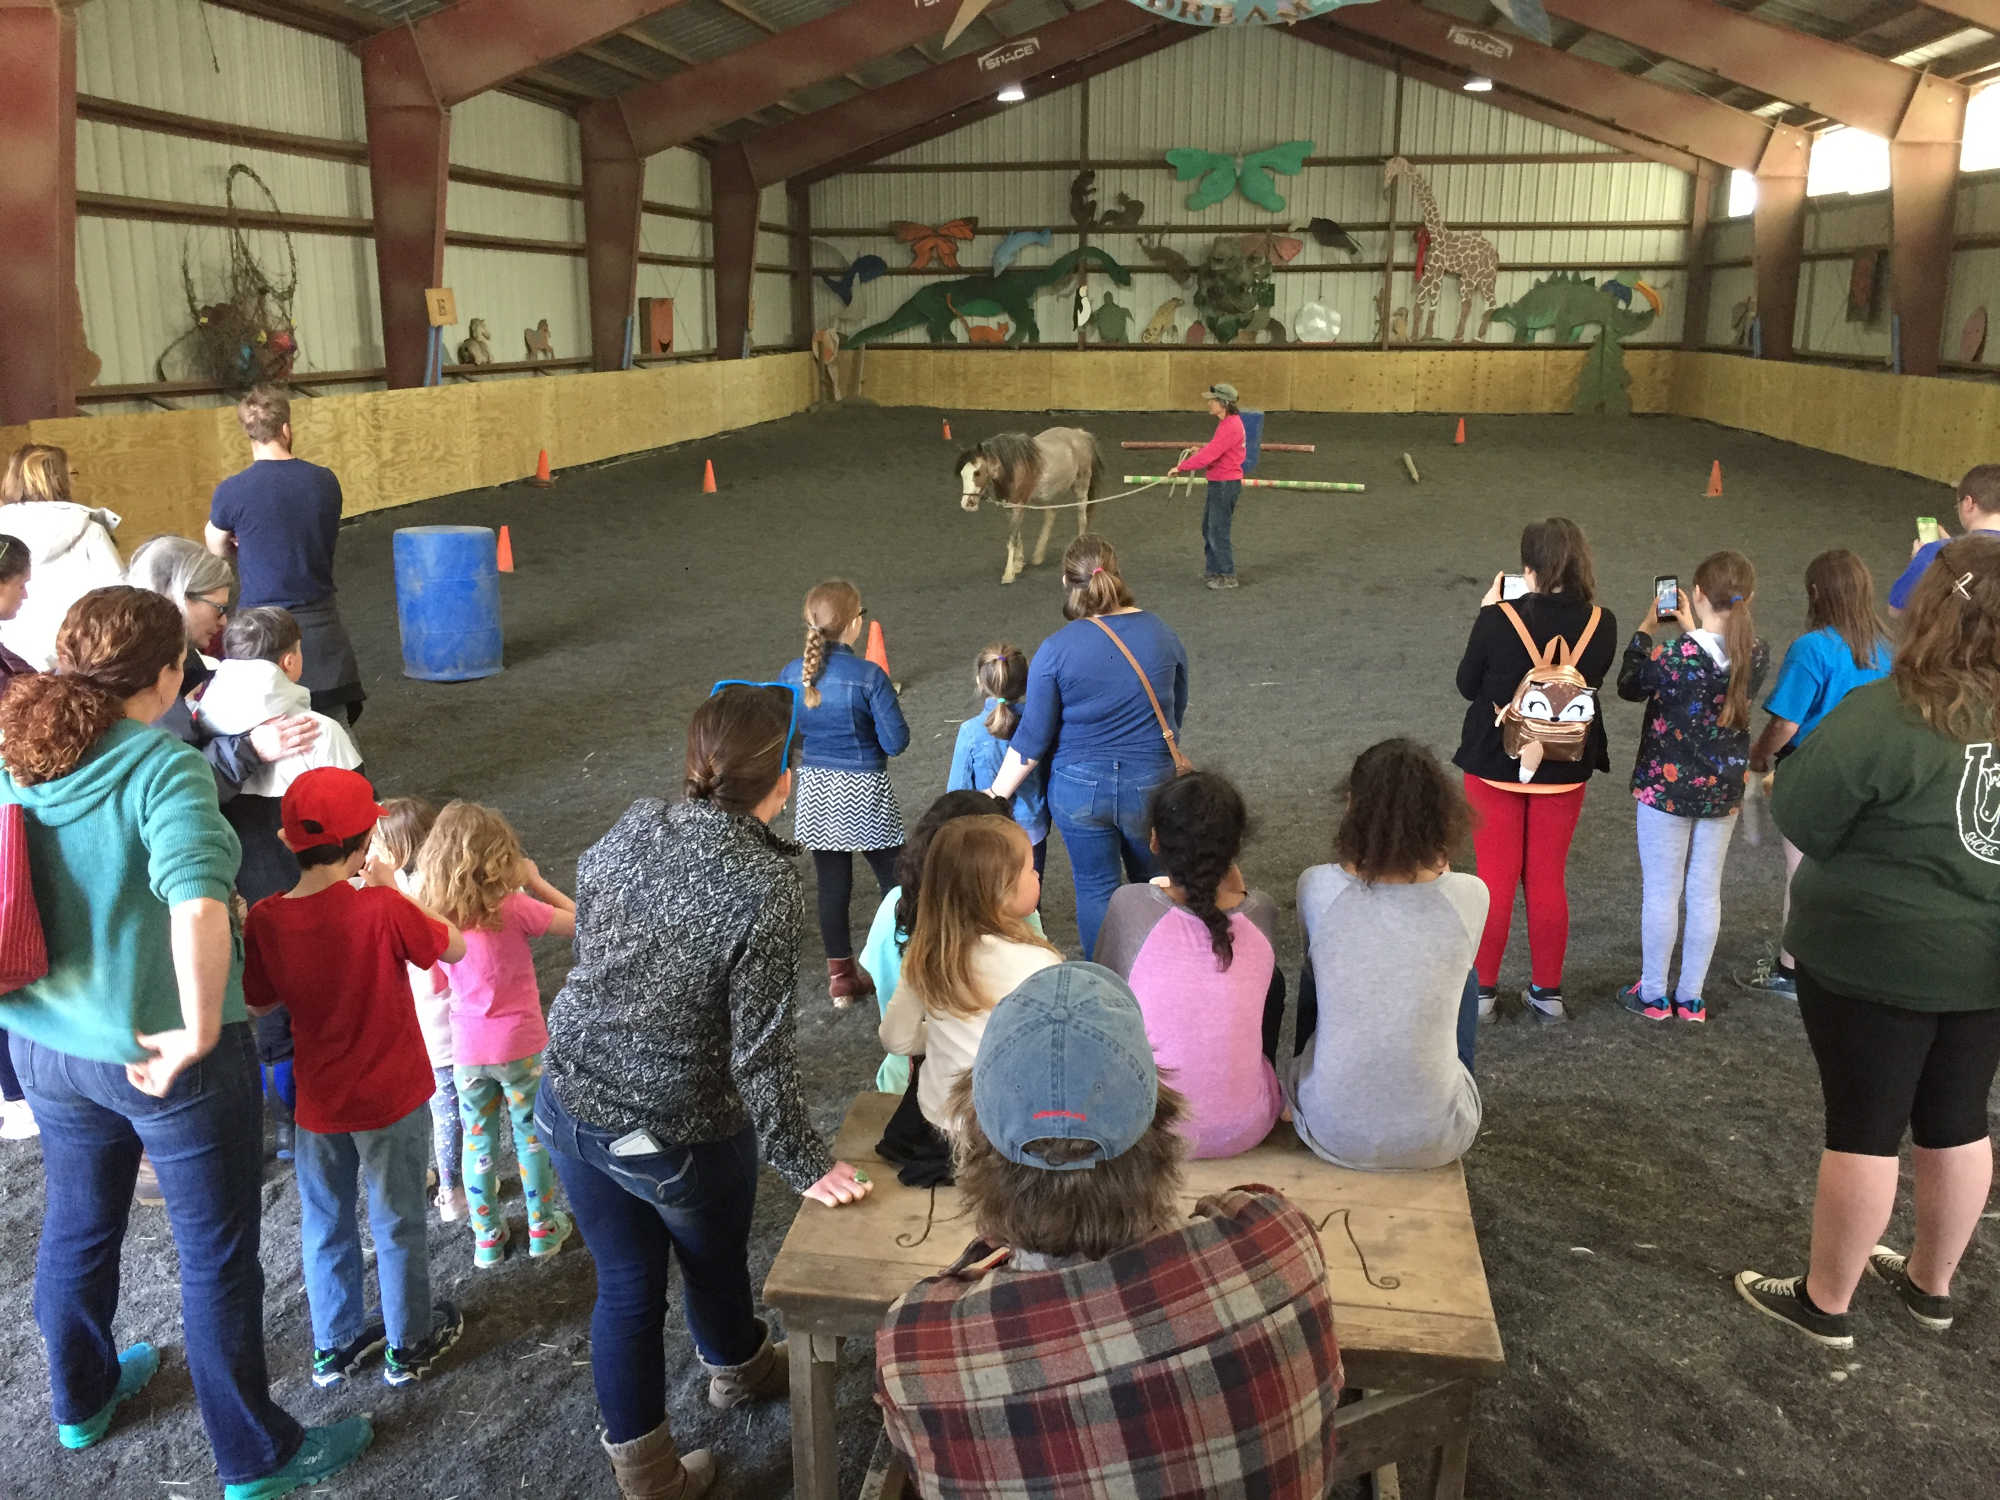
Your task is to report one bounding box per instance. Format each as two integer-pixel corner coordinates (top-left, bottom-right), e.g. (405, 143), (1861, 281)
(1462, 74), (1494, 92)
(997, 83), (1026, 102)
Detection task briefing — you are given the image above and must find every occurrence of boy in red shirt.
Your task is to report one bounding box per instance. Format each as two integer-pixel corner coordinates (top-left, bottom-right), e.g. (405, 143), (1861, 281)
(244, 769), (470, 1388)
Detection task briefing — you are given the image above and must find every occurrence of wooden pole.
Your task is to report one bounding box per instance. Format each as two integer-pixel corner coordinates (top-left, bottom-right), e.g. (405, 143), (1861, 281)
(1123, 475), (1367, 492)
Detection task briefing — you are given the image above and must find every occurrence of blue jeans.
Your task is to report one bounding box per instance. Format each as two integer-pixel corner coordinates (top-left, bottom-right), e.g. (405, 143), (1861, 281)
(293, 1101), (434, 1350)
(1203, 479), (1241, 576)
(535, 1078), (763, 1443)
(0, 1028), (21, 1101)
(12, 1023), (304, 1484)
(1049, 756), (1172, 959)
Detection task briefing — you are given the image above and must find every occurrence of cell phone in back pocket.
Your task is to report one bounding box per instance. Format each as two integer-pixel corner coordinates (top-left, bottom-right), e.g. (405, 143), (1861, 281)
(1501, 573), (1529, 601)
(610, 1127), (666, 1158)
(1654, 574), (1680, 620)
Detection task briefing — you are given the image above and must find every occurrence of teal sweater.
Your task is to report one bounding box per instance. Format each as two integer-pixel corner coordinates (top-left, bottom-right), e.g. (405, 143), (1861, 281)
(3, 718), (244, 1063)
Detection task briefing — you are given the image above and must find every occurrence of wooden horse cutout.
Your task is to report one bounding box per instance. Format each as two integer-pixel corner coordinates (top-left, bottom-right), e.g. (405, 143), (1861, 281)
(1384, 157), (1498, 342)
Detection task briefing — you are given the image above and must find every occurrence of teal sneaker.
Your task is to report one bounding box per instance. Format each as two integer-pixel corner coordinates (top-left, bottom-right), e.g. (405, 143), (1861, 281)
(222, 1416), (374, 1500)
(529, 1208), (574, 1260)
(474, 1219), (510, 1269)
(58, 1342), (160, 1450)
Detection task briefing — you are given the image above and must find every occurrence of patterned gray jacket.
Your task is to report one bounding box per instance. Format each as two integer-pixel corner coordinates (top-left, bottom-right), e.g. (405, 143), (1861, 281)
(543, 796), (833, 1193)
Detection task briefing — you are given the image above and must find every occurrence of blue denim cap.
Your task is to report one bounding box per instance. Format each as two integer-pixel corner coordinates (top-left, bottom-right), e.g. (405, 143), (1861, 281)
(971, 962), (1157, 1171)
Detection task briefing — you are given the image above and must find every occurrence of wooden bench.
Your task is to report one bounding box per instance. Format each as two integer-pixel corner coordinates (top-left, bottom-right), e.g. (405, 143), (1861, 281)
(764, 1092), (1507, 1500)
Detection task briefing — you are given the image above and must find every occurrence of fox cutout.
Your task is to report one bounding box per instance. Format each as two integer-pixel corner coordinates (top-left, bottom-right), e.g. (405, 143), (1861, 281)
(1492, 602), (1602, 782)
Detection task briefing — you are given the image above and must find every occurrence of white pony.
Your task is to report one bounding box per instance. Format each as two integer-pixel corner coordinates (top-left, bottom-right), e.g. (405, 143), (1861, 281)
(956, 427), (1102, 585)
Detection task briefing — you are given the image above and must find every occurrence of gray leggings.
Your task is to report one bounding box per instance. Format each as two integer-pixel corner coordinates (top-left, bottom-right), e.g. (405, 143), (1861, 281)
(1636, 801), (1738, 1003)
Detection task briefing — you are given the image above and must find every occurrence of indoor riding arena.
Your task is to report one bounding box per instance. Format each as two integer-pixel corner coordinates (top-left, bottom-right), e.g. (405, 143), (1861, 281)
(7, 3), (2000, 1499)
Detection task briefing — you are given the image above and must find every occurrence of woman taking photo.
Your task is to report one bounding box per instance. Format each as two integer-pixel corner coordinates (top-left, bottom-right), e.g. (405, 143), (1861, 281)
(1736, 542), (2000, 1349)
(989, 535), (1190, 959)
(1453, 517), (1616, 1023)
(538, 683), (871, 1500)
(1, 587), (366, 1498)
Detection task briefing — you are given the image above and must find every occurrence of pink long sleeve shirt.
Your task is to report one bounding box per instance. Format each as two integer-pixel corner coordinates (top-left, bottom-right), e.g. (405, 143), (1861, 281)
(1174, 413), (1246, 482)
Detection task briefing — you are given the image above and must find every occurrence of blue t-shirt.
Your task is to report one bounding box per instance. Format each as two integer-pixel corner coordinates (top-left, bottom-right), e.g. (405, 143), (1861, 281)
(1889, 531), (2000, 611)
(948, 701), (1049, 843)
(1764, 626), (1891, 748)
(1011, 612), (1189, 769)
(209, 459), (343, 608)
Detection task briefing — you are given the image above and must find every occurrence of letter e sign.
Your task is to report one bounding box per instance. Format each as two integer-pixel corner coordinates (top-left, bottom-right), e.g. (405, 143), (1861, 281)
(424, 288), (458, 327)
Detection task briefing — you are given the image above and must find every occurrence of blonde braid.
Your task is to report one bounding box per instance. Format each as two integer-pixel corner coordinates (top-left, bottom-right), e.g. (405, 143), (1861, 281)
(802, 625), (829, 708)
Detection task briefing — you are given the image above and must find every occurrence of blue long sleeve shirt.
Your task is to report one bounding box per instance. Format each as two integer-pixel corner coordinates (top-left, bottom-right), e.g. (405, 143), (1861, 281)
(779, 643), (910, 772)
(948, 700), (1050, 842)
(1010, 612), (1189, 770)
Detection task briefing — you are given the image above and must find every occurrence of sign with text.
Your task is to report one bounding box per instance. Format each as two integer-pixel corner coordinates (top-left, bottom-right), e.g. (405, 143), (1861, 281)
(1119, 0), (1379, 28)
(423, 287), (458, 327)
(1447, 25), (1513, 60)
(977, 35), (1040, 71)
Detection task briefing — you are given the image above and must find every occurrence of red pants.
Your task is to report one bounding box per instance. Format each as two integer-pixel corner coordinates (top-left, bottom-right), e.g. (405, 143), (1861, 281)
(1462, 775), (1586, 991)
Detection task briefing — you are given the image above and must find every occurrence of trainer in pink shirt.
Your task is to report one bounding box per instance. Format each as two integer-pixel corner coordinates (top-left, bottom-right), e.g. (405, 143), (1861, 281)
(444, 891), (556, 1066)
(1173, 412), (1246, 483)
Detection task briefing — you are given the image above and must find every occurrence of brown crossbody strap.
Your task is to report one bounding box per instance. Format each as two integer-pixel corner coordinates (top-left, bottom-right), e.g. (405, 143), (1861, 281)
(1087, 616), (1194, 775)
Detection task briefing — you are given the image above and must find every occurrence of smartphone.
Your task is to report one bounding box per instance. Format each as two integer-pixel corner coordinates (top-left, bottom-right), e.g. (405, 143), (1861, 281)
(610, 1127), (666, 1158)
(1654, 574), (1680, 619)
(1501, 572), (1529, 601)
(1916, 515), (1945, 544)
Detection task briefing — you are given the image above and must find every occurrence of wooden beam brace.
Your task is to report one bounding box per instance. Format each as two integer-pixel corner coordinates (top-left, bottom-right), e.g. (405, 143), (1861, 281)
(1682, 159), (1719, 349)
(1538, 0), (1966, 140)
(0, 0), (78, 423)
(788, 180), (813, 346)
(1753, 130), (1811, 362)
(357, 0), (696, 107)
(582, 102), (645, 372)
(746, 1), (1160, 187)
(712, 144), (757, 359)
(1320, 6), (1803, 172)
(361, 28), (451, 391)
(1892, 132), (1962, 375)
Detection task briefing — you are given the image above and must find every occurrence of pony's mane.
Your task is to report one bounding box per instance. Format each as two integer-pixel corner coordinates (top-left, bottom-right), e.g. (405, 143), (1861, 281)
(972, 431), (1041, 502)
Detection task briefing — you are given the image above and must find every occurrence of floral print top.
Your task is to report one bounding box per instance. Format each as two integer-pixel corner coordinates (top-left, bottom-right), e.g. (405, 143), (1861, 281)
(1617, 630), (1770, 819)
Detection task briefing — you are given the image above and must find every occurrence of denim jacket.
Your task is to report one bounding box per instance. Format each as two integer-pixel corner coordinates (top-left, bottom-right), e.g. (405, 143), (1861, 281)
(780, 644), (911, 772)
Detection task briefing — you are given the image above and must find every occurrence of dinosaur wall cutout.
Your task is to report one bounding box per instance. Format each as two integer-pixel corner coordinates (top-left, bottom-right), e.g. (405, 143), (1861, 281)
(1485, 272), (1661, 416)
(842, 248), (1132, 347)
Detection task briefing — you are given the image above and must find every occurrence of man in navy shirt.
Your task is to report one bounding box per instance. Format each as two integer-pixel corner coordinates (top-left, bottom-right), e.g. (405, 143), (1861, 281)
(1889, 463), (2000, 614)
(207, 387), (365, 723)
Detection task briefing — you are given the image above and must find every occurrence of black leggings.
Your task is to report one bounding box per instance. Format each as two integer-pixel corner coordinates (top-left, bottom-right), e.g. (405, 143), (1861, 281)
(1798, 967), (2000, 1155)
(812, 847), (902, 960)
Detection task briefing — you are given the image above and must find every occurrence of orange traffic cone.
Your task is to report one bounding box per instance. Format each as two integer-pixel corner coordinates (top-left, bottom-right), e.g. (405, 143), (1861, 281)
(1705, 460), (1723, 497)
(865, 618), (891, 677)
(942, 418), (952, 441)
(496, 525), (514, 573)
(1453, 417), (1466, 445)
(528, 448), (553, 487)
(702, 459), (717, 494)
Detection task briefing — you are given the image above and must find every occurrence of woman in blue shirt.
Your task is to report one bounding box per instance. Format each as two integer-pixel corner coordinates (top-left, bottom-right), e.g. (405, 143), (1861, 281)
(1743, 549), (1892, 997)
(988, 536), (1189, 958)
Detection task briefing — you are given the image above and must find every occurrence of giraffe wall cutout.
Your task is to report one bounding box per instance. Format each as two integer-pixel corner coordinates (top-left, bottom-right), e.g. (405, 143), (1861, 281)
(1383, 156), (1499, 342)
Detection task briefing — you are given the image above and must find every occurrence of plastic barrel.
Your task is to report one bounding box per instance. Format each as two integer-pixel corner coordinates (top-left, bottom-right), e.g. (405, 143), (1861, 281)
(393, 525), (504, 682)
(1240, 410), (1265, 475)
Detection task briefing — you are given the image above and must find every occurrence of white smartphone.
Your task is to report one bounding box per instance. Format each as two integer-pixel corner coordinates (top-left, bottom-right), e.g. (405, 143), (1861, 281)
(610, 1127), (666, 1158)
(1501, 573), (1529, 601)
(1654, 574), (1680, 620)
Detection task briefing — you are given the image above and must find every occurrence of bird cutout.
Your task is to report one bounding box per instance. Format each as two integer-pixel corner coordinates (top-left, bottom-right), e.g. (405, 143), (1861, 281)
(1138, 235), (1195, 285)
(1164, 140), (1314, 213)
(1141, 298), (1185, 343)
(818, 249), (888, 306)
(1493, 0), (1552, 44)
(1601, 274), (1665, 317)
(991, 228), (1054, 278)
(1306, 217), (1362, 256)
(1097, 193), (1145, 229)
(1073, 284), (1093, 332)
(1239, 231), (1304, 264)
(1070, 171), (1100, 227)
(891, 218), (979, 271)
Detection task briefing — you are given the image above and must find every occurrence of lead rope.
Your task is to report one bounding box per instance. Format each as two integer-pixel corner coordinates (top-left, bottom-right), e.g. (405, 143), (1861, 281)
(1000, 446), (1200, 511)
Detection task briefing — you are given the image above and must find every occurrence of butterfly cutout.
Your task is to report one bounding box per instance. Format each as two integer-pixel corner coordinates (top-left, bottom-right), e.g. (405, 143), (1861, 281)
(1164, 141), (1313, 213)
(890, 218), (980, 271)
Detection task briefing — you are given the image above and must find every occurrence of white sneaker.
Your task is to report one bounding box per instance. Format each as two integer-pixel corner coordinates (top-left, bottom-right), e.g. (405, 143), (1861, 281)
(437, 1185), (468, 1223)
(0, 1098), (39, 1140)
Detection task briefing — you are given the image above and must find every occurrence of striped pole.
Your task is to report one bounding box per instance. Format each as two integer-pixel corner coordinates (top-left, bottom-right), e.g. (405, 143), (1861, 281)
(1124, 474), (1367, 493)
(1121, 440), (1317, 453)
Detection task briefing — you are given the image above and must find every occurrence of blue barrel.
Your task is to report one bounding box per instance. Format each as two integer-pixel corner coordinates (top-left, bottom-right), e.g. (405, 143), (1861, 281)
(393, 525), (504, 682)
(1240, 410), (1265, 474)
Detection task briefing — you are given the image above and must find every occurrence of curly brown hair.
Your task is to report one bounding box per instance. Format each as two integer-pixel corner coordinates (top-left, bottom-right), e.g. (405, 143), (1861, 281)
(800, 579), (862, 709)
(1335, 738), (1472, 882)
(413, 801), (524, 932)
(1892, 538), (2000, 743)
(0, 587), (187, 786)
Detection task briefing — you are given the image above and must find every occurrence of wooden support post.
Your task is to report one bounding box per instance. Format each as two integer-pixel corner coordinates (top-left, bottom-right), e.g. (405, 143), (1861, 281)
(790, 1334), (842, 1500)
(712, 143), (757, 361)
(1752, 132), (1811, 362)
(0, 0), (79, 423)
(1682, 160), (1718, 351)
(581, 100), (644, 373)
(1889, 74), (1966, 377)
(789, 180), (812, 349)
(362, 29), (451, 392)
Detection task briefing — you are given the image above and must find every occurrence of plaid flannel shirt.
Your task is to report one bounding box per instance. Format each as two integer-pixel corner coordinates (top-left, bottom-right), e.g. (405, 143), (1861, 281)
(875, 1187), (1343, 1499)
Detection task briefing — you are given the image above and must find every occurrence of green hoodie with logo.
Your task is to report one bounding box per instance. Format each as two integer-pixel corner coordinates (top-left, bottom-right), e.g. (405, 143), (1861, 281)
(1773, 679), (2000, 1012)
(3, 718), (244, 1064)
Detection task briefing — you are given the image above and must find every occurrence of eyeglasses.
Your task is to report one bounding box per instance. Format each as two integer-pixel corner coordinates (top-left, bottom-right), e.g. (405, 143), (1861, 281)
(708, 679), (801, 769)
(189, 592), (231, 616)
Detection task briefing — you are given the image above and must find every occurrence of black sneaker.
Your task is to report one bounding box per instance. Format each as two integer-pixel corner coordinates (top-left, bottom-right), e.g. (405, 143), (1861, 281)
(383, 1300), (466, 1387)
(1526, 984), (1567, 1023)
(1734, 1270), (1854, 1348)
(1867, 1245), (1954, 1331)
(312, 1322), (388, 1388)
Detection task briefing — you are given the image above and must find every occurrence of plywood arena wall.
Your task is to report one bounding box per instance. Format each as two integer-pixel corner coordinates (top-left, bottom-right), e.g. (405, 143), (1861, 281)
(0, 355), (818, 543)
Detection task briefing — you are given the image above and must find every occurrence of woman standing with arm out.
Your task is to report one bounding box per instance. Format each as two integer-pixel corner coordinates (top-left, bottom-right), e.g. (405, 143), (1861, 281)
(536, 683), (871, 1500)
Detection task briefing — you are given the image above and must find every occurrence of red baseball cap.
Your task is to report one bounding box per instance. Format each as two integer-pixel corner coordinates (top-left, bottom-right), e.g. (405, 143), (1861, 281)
(281, 767), (385, 851)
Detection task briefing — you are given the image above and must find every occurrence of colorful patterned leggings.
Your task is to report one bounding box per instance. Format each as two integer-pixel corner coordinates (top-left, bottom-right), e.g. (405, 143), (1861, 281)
(454, 1054), (556, 1252)
(429, 1066), (461, 1189)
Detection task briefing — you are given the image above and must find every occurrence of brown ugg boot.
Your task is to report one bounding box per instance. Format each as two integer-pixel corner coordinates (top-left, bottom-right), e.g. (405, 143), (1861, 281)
(601, 1421), (716, 1500)
(827, 956), (874, 1009)
(702, 1328), (790, 1410)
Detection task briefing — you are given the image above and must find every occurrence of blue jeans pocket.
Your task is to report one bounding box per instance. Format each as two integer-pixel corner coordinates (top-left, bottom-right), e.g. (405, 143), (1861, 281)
(603, 1145), (701, 1209)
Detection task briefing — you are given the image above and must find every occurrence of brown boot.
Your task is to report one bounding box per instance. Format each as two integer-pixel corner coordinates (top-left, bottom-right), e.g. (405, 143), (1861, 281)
(601, 1421), (716, 1500)
(702, 1328), (789, 1410)
(827, 957), (873, 1010)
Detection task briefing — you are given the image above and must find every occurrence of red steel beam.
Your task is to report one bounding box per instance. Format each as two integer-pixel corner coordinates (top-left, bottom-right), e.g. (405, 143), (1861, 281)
(363, 0), (697, 106)
(1682, 159), (1719, 349)
(583, 104), (646, 373)
(743, 1), (1159, 187)
(1753, 131), (1810, 363)
(712, 144), (757, 361)
(1298, 28), (1700, 175)
(1920, 1), (2000, 26)
(0, 0), (78, 423)
(1321, 5), (1802, 173)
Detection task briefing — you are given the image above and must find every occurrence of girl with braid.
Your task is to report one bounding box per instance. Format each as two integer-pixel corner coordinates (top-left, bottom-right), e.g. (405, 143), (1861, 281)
(1094, 772), (1283, 1159)
(778, 579), (911, 1007)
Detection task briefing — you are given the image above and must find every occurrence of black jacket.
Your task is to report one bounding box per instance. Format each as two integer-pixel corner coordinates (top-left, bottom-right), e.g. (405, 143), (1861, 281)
(1453, 594), (1618, 785)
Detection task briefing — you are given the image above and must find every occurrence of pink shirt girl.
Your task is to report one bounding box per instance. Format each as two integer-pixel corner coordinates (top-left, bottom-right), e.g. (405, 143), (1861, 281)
(443, 891), (558, 1066)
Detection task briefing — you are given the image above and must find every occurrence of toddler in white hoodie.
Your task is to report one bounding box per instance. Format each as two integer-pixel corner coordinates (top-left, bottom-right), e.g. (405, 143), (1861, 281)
(198, 607), (363, 796)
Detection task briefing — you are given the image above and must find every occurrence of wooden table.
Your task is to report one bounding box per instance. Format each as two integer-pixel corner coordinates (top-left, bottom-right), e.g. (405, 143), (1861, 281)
(764, 1092), (1507, 1500)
